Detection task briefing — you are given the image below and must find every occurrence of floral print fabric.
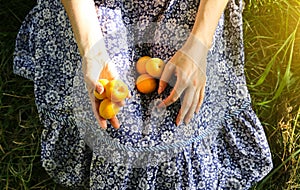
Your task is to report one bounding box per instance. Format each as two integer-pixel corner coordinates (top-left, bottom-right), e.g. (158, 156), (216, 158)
(13, 0), (273, 189)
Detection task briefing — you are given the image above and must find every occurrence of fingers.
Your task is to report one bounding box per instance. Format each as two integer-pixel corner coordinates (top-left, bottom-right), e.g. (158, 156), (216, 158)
(89, 93), (107, 130)
(175, 86), (193, 125)
(95, 82), (104, 94)
(176, 87), (199, 125)
(158, 62), (176, 94)
(98, 117), (108, 130)
(196, 86), (205, 113)
(88, 86), (121, 130)
(176, 85), (205, 126)
(95, 105), (120, 129)
(116, 99), (126, 107)
(95, 98), (121, 129)
(158, 81), (185, 108)
(184, 89), (200, 124)
(175, 109), (182, 126)
(109, 116), (120, 129)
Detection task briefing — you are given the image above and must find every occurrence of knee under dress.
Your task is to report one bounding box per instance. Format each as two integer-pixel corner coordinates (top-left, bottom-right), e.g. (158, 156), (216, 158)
(13, 0), (273, 189)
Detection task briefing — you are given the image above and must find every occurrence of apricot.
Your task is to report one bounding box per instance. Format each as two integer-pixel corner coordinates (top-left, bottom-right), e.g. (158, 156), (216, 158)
(136, 74), (157, 94)
(105, 79), (129, 102)
(136, 56), (151, 74)
(99, 98), (121, 119)
(145, 58), (165, 78)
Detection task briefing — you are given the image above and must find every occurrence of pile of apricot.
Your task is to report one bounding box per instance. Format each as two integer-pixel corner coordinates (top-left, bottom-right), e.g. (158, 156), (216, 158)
(94, 56), (165, 119)
(94, 79), (129, 119)
(135, 56), (165, 94)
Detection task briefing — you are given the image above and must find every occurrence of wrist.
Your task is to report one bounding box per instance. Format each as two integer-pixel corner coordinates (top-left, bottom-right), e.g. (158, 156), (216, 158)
(182, 34), (209, 53)
(83, 39), (110, 64)
(74, 22), (103, 57)
(80, 35), (103, 57)
(179, 34), (209, 72)
(190, 30), (213, 49)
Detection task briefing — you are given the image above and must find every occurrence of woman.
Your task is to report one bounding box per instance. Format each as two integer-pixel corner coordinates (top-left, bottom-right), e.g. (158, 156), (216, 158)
(14, 0), (273, 189)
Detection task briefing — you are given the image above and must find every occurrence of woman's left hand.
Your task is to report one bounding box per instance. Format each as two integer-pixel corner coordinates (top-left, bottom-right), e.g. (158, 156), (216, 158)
(158, 35), (209, 126)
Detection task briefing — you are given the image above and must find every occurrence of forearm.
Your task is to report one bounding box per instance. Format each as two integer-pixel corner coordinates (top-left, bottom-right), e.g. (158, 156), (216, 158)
(61, 0), (102, 56)
(192, 0), (229, 48)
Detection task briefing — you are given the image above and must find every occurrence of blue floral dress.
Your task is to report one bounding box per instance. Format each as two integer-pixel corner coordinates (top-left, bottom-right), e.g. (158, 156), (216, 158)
(14, 0), (273, 189)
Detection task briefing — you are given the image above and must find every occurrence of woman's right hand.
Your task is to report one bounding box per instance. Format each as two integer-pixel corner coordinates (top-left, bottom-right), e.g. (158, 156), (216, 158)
(61, 0), (124, 129)
(82, 40), (121, 130)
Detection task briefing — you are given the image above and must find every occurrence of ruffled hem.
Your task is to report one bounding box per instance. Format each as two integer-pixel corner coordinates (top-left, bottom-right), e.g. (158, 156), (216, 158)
(218, 104), (273, 188)
(86, 103), (273, 189)
(39, 108), (92, 188)
(37, 101), (273, 189)
(13, 5), (39, 80)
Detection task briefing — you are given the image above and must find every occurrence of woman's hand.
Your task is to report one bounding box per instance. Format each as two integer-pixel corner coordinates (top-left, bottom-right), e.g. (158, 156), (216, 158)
(158, 35), (209, 126)
(61, 0), (127, 129)
(156, 0), (228, 126)
(82, 40), (121, 130)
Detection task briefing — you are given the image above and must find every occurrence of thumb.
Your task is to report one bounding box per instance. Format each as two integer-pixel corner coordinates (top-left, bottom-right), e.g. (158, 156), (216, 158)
(95, 82), (105, 94)
(158, 62), (175, 94)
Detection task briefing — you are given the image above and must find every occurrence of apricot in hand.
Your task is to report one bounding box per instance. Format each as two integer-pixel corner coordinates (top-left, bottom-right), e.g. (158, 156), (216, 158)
(99, 98), (121, 120)
(105, 79), (129, 102)
(94, 79), (129, 120)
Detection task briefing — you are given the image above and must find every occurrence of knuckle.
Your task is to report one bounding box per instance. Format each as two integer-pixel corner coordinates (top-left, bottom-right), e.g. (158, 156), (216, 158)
(182, 79), (190, 86)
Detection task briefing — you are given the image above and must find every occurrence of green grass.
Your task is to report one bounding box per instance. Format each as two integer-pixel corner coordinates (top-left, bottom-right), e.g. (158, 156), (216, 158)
(0, 0), (299, 189)
(243, 0), (300, 189)
(0, 0), (62, 189)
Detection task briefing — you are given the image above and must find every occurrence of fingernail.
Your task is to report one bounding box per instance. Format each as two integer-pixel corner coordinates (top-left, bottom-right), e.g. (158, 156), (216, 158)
(184, 118), (190, 125)
(158, 87), (162, 94)
(176, 118), (181, 126)
(96, 85), (104, 94)
(195, 107), (200, 114)
(113, 125), (120, 130)
(115, 122), (120, 130)
(100, 124), (107, 130)
(176, 115), (182, 126)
